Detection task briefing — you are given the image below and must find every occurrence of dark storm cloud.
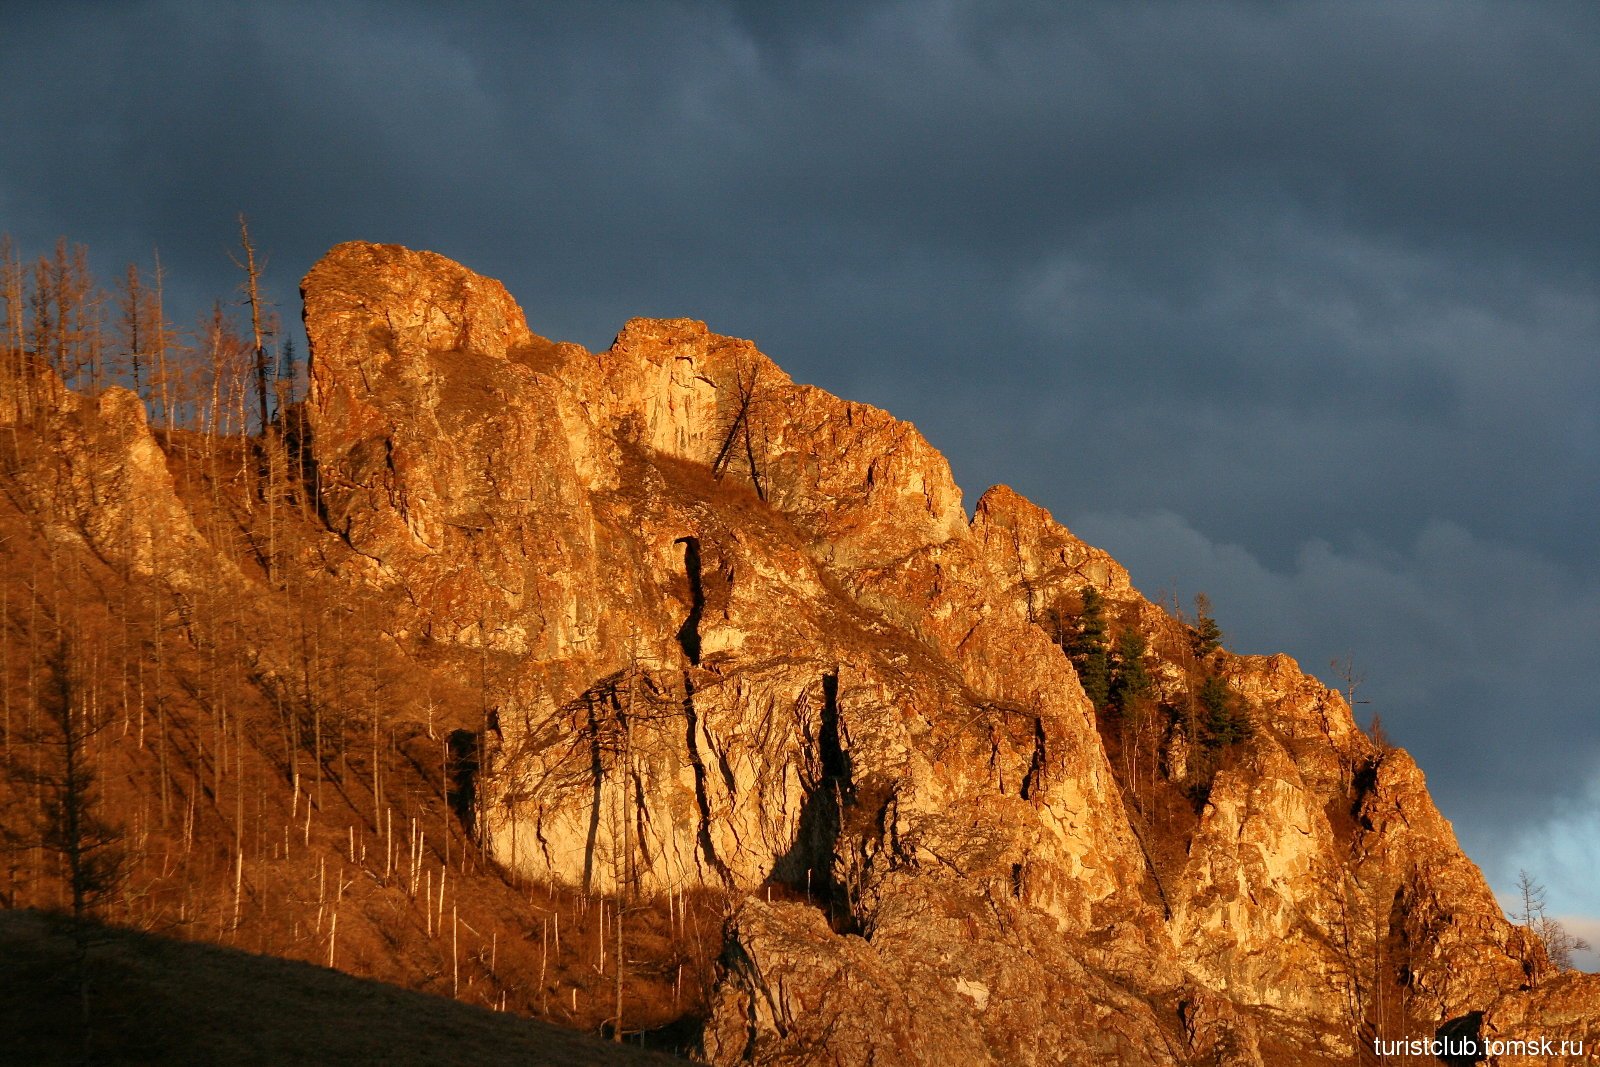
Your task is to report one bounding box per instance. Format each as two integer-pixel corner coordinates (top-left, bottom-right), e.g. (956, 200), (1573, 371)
(4, 0), (1598, 922)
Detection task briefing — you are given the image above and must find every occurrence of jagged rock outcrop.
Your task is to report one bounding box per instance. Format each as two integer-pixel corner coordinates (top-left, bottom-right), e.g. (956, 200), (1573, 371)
(302, 243), (1156, 947)
(1, 371), (237, 591)
(1479, 972), (1600, 1065)
(6, 238), (1593, 1063)
(79, 237), (1575, 1064)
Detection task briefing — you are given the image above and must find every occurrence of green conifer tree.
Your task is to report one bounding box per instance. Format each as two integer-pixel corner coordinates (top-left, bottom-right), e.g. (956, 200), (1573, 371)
(1112, 629), (1153, 714)
(1199, 673), (1251, 748)
(1066, 586), (1111, 709)
(1191, 592), (1223, 657)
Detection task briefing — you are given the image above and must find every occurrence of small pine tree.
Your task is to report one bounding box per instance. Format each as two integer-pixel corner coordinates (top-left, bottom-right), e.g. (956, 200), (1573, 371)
(1068, 587), (1107, 654)
(1199, 673), (1251, 748)
(1112, 629), (1153, 715)
(1080, 647), (1110, 710)
(1066, 587), (1111, 709)
(25, 636), (127, 920)
(1110, 628), (1160, 798)
(1191, 593), (1222, 657)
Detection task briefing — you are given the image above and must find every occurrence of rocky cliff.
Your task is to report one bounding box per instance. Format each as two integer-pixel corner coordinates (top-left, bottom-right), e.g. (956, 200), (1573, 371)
(2, 241), (1594, 1064)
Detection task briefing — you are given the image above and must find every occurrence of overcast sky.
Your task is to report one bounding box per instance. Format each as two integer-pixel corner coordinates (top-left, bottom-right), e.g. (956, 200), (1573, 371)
(4, 0), (1597, 957)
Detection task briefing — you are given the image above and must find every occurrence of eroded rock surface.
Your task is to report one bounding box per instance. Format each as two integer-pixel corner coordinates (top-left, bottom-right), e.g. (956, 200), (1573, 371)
(288, 241), (1600, 1062)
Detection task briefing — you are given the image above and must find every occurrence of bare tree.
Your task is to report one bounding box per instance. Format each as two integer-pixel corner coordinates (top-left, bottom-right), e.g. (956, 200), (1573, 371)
(25, 239), (99, 391)
(1516, 869), (1591, 974)
(118, 262), (147, 398)
(710, 359), (768, 499)
(1515, 869), (1543, 930)
(151, 249), (174, 429)
(234, 215), (273, 435)
(1, 235), (26, 430)
(1330, 653), (1366, 709)
(1540, 916), (1593, 972)
(1366, 713), (1393, 753)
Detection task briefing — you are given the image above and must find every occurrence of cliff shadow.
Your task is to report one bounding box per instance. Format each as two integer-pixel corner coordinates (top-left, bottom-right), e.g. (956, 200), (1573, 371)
(674, 536), (703, 666)
(446, 727), (481, 838)
(769, 672), (860, 931)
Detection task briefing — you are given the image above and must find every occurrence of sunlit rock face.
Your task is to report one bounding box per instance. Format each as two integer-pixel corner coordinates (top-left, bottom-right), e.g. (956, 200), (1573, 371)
(299, 242), (1599, 1065)
(1, 367), (239, 593)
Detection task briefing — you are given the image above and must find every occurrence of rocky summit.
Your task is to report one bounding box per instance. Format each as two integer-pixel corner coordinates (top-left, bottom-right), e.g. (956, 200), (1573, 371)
(3, 241), (1596, 1065)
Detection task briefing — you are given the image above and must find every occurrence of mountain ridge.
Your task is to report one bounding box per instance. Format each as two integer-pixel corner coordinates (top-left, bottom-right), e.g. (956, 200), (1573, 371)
(0, 240), (1593, 1065)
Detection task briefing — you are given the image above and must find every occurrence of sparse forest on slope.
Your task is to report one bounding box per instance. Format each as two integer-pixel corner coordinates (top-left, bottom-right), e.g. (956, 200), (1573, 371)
(1, 237), (1595, 1064)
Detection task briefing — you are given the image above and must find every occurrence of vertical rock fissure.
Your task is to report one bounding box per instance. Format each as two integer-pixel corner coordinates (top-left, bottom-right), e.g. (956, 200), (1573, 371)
(819, 672), (850, 788)
(676, 536), (703, 666)
(683, 672), (732, 886)
(772, 672), (861, 929)
(1020, 716), (1046, 801)
(820, 671), (864, 928)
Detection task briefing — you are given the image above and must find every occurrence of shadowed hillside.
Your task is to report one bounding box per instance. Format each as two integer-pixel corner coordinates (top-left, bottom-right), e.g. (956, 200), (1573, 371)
(0, 910), (683, 1065)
